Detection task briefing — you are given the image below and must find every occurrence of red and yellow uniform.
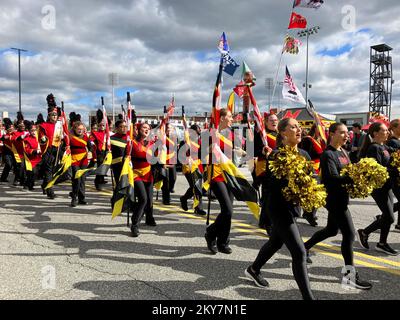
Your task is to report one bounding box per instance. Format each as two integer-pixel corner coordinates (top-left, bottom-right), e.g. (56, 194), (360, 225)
(23, 134), (42, 170)
(131, 139), (154, 183)
(212, 129), (234, 183)
(70, 133), (90, 167)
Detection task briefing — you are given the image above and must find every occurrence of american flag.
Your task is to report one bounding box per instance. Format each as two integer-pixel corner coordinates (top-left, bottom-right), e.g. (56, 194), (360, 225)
(282, 66), (306, 105)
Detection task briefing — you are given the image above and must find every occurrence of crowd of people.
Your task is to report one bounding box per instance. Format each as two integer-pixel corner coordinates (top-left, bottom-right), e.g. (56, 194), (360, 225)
(1, 94), (400, 300)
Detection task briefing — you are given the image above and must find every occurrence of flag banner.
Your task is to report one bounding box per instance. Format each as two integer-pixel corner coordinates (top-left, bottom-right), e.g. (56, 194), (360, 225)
(282, 66), (306, 105)
(218, 32), (229, 54)
(233, 81), (245, 98)
(213, 144), (260, 220)
(226, 92), (235, 114)
(288, 11), (307, 29)
(74, 151), (112, 179)
(45, 151), (72, 189)
(111, 156), (135, 219)
(293, 0), (324, 9)
(283, 35), (302, 54)
(307, 100), (328, 145)
(247, 86), (269, 148)
(222, 53), (240, 76)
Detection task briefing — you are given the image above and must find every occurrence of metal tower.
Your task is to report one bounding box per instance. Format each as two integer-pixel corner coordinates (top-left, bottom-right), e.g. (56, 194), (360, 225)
(369, 44), (393, 118)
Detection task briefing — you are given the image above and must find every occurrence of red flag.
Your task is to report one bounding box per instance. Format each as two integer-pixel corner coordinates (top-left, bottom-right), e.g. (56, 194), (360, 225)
(288, 12), (307, 29)
(233, 81), (245, 98)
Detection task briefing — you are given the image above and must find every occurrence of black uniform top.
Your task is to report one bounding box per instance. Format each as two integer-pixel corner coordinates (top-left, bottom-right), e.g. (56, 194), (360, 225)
(265, 147), (311, 225)
(366, 143), (396, 192)
(387, 137), (400, 150)
(320, 145), (352, 210)
(110, 133), (128, 165)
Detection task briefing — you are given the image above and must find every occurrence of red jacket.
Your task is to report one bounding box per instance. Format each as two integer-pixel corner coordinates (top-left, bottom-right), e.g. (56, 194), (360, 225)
(23, 135), (42, 169)
(131, 139), (154, 183)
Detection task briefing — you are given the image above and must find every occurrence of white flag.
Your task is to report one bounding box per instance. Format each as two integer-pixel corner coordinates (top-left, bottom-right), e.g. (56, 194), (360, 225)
(282, 66), (306, 105)
(293, 0), (324, 9)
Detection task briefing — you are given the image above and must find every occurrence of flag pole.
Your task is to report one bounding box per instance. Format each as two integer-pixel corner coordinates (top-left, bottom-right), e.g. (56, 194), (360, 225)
(207, 53), (224, 226)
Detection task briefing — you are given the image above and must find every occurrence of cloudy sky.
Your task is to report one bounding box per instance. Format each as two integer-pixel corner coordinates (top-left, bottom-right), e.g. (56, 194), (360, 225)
(0, 0), (399, 122)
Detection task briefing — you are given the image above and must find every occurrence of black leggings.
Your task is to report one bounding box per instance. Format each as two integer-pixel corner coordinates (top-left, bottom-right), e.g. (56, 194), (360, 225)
(364, 189), (394, 244)
(305, 207), (355, 266)
(0, 153), (14, 181)
(391, 183), (400, 224)
(182, 173), (203, 210)
(131, 180), (154, 227)
(252, 221), (314, 300)
(258, 180), (272, 228)
(206, 181), (234, 247)
(71, 165), (87, 201)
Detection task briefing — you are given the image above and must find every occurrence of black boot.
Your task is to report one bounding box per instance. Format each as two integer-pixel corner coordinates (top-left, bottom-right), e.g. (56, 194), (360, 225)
(71, 198), (77, 207)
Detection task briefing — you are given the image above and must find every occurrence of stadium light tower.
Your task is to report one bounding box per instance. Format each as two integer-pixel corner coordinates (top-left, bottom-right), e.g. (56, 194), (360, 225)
(298, 26), (320, 106)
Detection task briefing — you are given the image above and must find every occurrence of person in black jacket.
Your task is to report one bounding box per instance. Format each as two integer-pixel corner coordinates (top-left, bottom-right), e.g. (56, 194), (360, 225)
(304, 123), (372, 289)
(387, 119), (400, 230)
(244, 118), (315, 300)
(358, 122), (398, 256)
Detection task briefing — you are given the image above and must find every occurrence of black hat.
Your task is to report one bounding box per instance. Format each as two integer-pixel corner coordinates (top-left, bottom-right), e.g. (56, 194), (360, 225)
(36, 113), (45, 125)
(3, 118), (13, 129)
(96, 109), (104, 124)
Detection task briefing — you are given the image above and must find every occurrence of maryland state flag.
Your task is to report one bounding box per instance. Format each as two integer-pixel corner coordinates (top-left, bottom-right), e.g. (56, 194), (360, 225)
(111, 155), (135, 219)
(45, 150), (72, 189)
(212, 144), (260, 220)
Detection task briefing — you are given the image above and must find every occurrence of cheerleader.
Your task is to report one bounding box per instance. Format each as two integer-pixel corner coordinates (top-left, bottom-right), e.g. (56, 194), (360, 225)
(69, 121), (93, 207)
(23, 122), (42, 190)
(358, 122), (398, 255)
(387, 119), (400, 230)
(204, 108), (235, 254)
(304, 123), (372, 289)
(130, 123), (156, 237)
(245, 118), (315, 300)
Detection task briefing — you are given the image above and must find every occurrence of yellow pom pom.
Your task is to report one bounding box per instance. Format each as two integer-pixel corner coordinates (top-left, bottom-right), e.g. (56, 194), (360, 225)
(269, 145), (326, 211)
(341, 158), (389, 198)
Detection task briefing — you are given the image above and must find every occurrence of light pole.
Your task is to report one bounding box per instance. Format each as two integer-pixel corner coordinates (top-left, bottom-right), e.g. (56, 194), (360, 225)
(298, 26), (320, 106)
(11, 47), (28, 113)
(265, 77), (273, 109)
(108, 72), (119, 125)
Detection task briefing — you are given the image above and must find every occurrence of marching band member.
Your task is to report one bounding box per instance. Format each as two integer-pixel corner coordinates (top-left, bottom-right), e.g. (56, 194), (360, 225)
(90, 110), (108, 190)
(0, 119), (16, 183)
(387, 119), (400, 231)
(11, 114), (29, 186)
(130, 122), (157, 237)
(204, 108), (236, 255)
(69, 121), (93, 207)
(23, 122), (42, 190)
(180, 124), (207, 215)
(245, 118), (315, 300)
(254, 112), (278, 234)
(38, 94), (64, 199)
(110, 118), (129, 184)
(304, 123), (372, 289)
(358, 122), (398, 256)
(161, 123), (178, 205)
(299, 123), (325, 227)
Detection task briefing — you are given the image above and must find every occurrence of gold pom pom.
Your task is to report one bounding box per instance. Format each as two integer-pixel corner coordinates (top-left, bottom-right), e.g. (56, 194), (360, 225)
(341, 158), (389, 198)
(269, 145), (327, 211)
